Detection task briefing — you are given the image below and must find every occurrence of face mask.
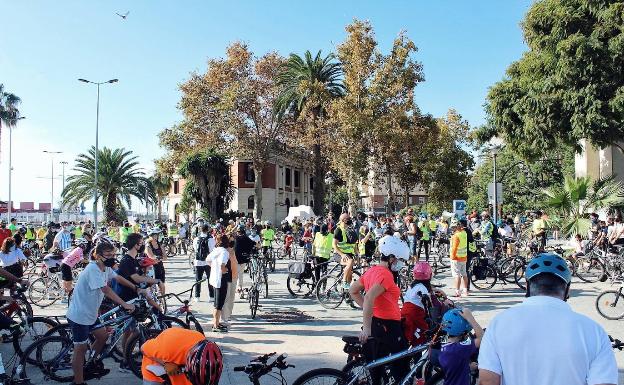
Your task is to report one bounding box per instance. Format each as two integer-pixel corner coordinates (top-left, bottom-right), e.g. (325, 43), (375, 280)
(391, 259), (405, 272)
(345, 219), (353, 226)
(103, 257), (117, 267)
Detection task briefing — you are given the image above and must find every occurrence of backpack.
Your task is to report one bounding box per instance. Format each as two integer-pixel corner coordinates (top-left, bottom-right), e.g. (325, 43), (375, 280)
(195, 236), (211, 261)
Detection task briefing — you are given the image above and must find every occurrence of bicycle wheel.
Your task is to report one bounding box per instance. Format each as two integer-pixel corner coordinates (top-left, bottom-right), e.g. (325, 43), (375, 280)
(575, 256), (606, 283)
(292, 367), (348, 385)
(341, 359), (372, 384)
(287, 275), (316, 297)
(514, 264), (527, 290)
(33, 334), (75, 382)
(13, 316), (59, 364)
(160, 315), (189, 329)
(470, 265), (497, 290)
(29, 277), (62, 307)
(346, 271), (362, 309)
(125, 328), (162, 379)
(595, 290), (624, 320)
(269, 253), (276, 272)
(498, 257), (521, 283)
(316, 275), (345, 309)
(249, 288), (259, 319)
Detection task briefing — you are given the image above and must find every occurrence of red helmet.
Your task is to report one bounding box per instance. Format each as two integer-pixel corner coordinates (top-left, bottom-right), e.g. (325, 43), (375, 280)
(413, 261), (433, 280)
(185, 340), (223, 385)
(139, 257), (158, 268)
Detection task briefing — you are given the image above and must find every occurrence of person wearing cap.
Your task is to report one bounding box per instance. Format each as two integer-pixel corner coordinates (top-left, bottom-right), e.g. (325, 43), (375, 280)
(478, 253), (618, 385)
(450, 221), (469, 297)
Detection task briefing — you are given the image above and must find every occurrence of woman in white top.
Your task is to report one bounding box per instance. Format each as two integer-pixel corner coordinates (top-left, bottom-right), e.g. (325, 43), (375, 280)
(207, 233), (236, 333)
(0, 236), (26, 278)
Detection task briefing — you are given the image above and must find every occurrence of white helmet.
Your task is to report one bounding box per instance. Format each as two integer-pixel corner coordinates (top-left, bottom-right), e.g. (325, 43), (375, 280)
(148, 227), (162, 236)
(378, 235), (410, 260)
(94, 234), (114, 246)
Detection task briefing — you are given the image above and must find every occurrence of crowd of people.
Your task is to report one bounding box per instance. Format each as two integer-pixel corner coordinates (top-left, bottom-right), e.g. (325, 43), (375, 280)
(1, 207), (622, 385)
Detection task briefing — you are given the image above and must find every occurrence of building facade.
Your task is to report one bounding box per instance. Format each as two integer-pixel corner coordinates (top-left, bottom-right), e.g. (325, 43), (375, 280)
(167, 156), (314, 224)
(575, 140), (624, 183)
(359, 169), (428, 214)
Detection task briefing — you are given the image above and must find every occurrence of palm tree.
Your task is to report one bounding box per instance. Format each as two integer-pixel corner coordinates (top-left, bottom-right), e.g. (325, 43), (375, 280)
(276, 50), (345, 215)
(543, 175), (624, 237)
(0, 84), (22, 154)
(62, 147), (150, 223)
(149, 173), (172, 222)
(178, 150), (234, 220)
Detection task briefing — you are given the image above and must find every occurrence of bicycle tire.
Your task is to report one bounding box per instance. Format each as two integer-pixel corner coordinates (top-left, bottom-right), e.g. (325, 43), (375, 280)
(341, 358), (372, 384)
(249, 288), (259, 319)
(316, 275), (345, 309)
(286, 275), (316, 297)
(160, 315), (189, 329)
(263, 270), (269, 299)
(575, 256), (606, 283)
(595, 290), (624, 320)
(470, 265), (497, 290)
(33, 334), (75, 382)
(292, 367), (348, 385)
(29, 277), (62, 308)
(13, 316), (59, 364)
(125, 328), (162, 379)
(347, 271), (362, 309)
(514, 263), (527, 290)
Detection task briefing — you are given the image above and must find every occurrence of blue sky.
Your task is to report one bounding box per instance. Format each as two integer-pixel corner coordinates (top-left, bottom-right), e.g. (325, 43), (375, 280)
(0, 0), (532, 210)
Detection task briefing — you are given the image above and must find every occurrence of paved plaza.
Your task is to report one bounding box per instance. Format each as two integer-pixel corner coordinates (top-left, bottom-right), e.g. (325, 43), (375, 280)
(6, 254), (624, 385)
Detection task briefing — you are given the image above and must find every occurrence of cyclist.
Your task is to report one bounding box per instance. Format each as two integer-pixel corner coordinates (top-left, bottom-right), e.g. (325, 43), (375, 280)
(60, 238), (90, 299)
(417, 216), (432, 261)
(478, 253), (618, 385)
(312, 224), (333, 282)
(193, 224), (215, 302)
(0, 221), (12, 249)
(119, 221), (132, 246)
(531, 211), (547, 251)
(333, 213), (358, 290)
(0, 237), (26, 278)
(141, 328), (223, 385)
(260, 221), (275, 257)
(233, 225), (256, 298)
(145, 227), (167, 297)
(66, 240), (141, 385)
(349, 234), (409, 384)
(439, 308), (483, 385)
(53, 221), (73, 251)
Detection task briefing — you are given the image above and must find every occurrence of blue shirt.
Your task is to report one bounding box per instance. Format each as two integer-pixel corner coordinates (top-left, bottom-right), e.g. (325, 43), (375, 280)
(439, 338), (477, 385)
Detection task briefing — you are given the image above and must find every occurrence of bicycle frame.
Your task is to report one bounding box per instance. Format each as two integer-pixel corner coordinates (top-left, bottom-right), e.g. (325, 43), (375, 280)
(345, 343), (429, 385)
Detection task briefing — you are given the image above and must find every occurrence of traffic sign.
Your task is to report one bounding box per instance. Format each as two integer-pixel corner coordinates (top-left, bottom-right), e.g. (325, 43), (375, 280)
(488, 183), (503, 204)
(453, 200), (466, 216)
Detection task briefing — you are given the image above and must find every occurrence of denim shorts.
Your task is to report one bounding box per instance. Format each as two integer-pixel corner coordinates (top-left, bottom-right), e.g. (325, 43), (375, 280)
(67, 318), (100, 345)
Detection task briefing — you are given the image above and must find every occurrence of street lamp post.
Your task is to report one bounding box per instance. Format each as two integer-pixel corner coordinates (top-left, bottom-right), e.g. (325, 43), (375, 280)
(60, 161), (68, 214)
(78, 78), (118, 229)
(43, 150), (62, 220)
(8, 116), (25, 222)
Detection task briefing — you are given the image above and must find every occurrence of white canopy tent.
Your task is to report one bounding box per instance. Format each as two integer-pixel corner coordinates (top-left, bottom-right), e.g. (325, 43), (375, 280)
(285, 205), (316, 223)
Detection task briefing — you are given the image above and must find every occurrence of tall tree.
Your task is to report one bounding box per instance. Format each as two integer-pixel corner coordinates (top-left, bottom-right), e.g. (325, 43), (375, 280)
(62, 147), (149, 223)
(0, 84), (22, 155)
(159, 42), (290, 219)
(479, 0), (624, 158)
(149, 173), (172, 221)
(276, 50), (345, 216)
(177, 150), (234, 220)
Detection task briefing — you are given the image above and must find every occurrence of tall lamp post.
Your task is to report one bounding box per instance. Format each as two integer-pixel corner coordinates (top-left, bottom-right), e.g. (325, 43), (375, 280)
(490, 146), (501, 223)
(7, 116), (25, 222)
(43, 150), (63, 219)
(78, 78), (118, 229)
(60, 161), (67, 213)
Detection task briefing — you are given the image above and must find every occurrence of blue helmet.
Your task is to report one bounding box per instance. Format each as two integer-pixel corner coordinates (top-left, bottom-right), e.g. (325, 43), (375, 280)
(525, 252), (571, 284)
(442, 309), (472, 337)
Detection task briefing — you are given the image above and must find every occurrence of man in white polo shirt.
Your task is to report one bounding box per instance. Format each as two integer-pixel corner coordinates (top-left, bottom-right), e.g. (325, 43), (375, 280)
(479, 253), (617, 385)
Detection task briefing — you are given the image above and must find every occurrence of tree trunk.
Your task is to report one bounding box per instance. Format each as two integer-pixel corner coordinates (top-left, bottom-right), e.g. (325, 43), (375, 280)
(209, 197), (218, 220)
(404, 187), (410, 209)
(157, 195), (163, 222)
(104, 194), (117, 223)
(347, 170), (358, 216)
(254, 167), (264, 220)
(386, 166), (395, 216)
(312, 143), (326, 216)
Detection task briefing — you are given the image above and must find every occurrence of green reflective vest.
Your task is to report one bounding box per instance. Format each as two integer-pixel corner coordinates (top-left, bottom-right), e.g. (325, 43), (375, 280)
(74, 227), (82, 239)
(168, 226), (179, 237)
(419, 222), (431, 241)
(25, 229), (35, 240)
(336, 224), (356, 255)
(119, 227), (132, 243)
(456, 230), (468, 258)
(261, 228), (275, 247)
(314, 232), (334, 260)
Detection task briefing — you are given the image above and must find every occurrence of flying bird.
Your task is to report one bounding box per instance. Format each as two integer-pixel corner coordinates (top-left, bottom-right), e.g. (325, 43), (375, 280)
(116, 11), (129, 19)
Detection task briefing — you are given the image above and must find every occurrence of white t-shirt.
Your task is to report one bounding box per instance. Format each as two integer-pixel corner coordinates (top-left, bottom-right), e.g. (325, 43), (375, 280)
(478, 296), (618, 385)
(403, 283), (429, 309)
(0, 246), (26, 266)
(192, 234), (216, 267)
(66, 261), (117, 325)
(207, 247), (229, 288)
(498, 225), (513, 238)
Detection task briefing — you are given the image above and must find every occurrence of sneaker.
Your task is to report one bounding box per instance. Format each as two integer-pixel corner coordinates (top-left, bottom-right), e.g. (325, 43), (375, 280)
(212, 326), (228, 333)
(192, 297), (200, 303)
(118, 361), (132, 373)
(84, 361), (110, 380)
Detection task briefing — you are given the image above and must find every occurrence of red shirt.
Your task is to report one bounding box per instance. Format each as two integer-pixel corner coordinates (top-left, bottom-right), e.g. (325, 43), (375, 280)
(0, 229), (12, 248)
(360, 265), (401, 321)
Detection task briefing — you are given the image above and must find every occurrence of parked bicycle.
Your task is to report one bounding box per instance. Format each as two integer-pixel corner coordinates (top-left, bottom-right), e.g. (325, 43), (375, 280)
(315, 255), (362, 310)
(247, 252), (269, 319)
(233, 352), (294, 385)
(596, 279), (624, 320)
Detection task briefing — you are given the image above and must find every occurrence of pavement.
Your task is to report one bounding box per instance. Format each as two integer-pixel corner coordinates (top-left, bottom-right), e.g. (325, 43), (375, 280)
(5, 251), (624, 385)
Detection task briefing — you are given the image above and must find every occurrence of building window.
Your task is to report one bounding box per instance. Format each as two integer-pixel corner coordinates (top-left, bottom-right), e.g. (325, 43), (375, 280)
(294, 170), (300, 188)
(418, 196), (425, 204)
(285, 198), (291, 211)
(285, 168), (291, 186)
(244, 163), (255, 183)
(294, 199), (299, 206)
(310, 177), (314, 190)
(248, 195), (255, 210)
(310, 200), (314, 208)
(173, 180), (179, 194)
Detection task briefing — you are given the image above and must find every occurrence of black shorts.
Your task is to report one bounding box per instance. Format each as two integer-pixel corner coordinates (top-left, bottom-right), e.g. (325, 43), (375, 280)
(153, 261), (166, 283)
(4, 264), (23, 279)
(60, 263), (73, 282)
(213, 280), (228, 310)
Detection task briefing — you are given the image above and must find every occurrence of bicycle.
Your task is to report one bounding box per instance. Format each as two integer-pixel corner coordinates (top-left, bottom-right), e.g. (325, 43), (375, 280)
(286, 255), (330, 298)
(262, 244), (277, 273)
(162, 236), (178, 257)
(247, 252), (269, 319)
(315, 255), (362, 310)
(159, 280), (206, 334)
(234, 352), (295, 385)
(596, 279), (624, 320)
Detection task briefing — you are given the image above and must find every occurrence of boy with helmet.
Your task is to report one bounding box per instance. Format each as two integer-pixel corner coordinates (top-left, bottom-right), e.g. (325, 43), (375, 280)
(141, 328), (223, 385)
(439, 308), (484, 385)
(478, 253), (618, 385)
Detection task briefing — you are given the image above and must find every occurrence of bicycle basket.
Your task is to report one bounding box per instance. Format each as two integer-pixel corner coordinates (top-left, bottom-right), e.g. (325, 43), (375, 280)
(288, 261), (307, 279)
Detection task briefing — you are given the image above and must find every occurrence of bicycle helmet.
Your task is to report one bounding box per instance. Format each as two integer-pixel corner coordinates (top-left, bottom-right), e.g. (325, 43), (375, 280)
(377, 235), (410, 260)
(525, 252), (571, 284)
(95, 234), (114, 246)
(138, 256), (158, 268)
(413, 262), (433, 280)
(148, 227), (162, 236)
(73, 238), (88, 247)
(442, 309), (472, 336)
(185, 340), (223, 385)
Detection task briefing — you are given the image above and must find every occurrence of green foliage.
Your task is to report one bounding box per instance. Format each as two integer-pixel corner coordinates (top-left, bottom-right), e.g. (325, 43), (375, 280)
(62, 147), (149, 223)
(177, 180), (197, 217)
(480, 0), (624, 159)
(178, 149), (234, 220)
(0, 84), (22, 153)
(543, 175), (624, 236)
